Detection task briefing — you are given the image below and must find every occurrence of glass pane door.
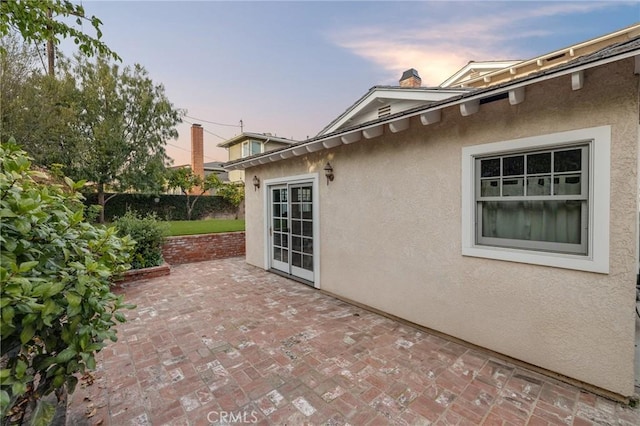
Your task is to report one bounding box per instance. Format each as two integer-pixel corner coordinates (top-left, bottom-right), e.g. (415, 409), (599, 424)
(270, 186), (289, 273)
(268, 183), (314, 283)
(289, 185), (314, 282)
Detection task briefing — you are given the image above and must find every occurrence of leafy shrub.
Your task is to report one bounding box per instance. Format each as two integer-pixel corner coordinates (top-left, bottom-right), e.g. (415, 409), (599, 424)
(217, 182), (245, 208)
(84, 204), (103, 223)
(114, 211), (167, 269)
(0, 142), (135, 424)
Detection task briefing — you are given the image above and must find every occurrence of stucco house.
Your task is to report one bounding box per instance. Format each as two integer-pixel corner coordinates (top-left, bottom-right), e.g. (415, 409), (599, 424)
(217, 132), (297, 183)
(225, 28), (640, 399)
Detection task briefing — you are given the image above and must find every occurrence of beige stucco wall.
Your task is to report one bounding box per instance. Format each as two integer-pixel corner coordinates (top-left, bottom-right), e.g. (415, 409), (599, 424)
(227, 144), (245, 182)
(243, 58), (639, 396)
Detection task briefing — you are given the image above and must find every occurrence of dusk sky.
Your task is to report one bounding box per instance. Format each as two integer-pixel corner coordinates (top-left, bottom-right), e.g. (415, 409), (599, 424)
(61, 1), (640, 166)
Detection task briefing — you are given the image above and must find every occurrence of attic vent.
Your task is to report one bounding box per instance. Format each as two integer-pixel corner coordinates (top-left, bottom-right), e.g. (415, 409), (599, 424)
(546, 52), (566, 62)
(479, 93), (509, 105)
(378, 105), (391, 118)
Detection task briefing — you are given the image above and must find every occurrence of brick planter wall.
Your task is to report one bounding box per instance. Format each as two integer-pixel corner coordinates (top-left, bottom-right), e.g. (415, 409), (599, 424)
(114, 263), (171, 287)
(162, 231), (245, 265)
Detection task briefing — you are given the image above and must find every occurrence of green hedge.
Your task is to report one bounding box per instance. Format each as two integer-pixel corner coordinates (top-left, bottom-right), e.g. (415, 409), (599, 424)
(82, 193), (235, 222)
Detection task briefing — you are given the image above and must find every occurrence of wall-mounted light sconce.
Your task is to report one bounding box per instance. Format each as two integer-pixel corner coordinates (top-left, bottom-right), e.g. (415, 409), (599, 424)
(324, 162), (334, 185)
(252, 175), (260, 191)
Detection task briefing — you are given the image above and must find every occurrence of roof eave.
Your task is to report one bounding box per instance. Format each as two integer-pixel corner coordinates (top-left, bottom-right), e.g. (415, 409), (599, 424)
(225, 45), (639, 171)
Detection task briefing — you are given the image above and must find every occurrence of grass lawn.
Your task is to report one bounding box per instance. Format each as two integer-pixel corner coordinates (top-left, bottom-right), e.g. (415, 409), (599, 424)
(165, 219), (245, 236)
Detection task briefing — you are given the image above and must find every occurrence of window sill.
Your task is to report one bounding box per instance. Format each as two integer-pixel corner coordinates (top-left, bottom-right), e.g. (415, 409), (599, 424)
(462, 245), (608, 274)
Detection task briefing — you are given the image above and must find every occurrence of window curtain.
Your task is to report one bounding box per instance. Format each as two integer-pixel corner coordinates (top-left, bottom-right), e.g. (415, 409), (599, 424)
(482, 200), (581, 244)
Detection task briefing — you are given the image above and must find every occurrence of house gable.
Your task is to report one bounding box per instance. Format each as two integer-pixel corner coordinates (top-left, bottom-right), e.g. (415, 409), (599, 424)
(317, 86), (470, 136)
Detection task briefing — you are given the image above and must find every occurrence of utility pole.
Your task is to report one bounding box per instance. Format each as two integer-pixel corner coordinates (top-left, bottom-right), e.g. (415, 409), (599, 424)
(240, 119), (244, 133)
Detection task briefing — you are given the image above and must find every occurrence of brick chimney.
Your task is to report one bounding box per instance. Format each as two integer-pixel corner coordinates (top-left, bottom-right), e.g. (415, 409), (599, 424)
(191, 123), (204, 180)
(190, 123), (204, 195)
(399, 68), (421, 88)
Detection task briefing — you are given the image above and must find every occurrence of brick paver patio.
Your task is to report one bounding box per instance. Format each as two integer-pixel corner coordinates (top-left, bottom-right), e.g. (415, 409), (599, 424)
(66, 257), (639, 425)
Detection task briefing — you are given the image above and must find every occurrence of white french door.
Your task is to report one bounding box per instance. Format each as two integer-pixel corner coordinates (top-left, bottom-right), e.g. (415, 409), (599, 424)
(269, 182), (315, 283)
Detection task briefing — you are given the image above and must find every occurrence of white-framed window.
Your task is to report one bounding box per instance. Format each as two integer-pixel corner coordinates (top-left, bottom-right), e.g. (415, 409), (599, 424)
(476, 145), (589, 254)
(461, 126), (610, 273)
(242, 140), (262, 158)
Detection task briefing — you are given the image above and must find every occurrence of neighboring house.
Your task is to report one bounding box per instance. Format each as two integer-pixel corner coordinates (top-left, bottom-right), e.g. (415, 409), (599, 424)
(225, 28), (640, 398)
(202, 161), (229, 195)
(204, 161), (229, 182)
(217, 132), (297, 183)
